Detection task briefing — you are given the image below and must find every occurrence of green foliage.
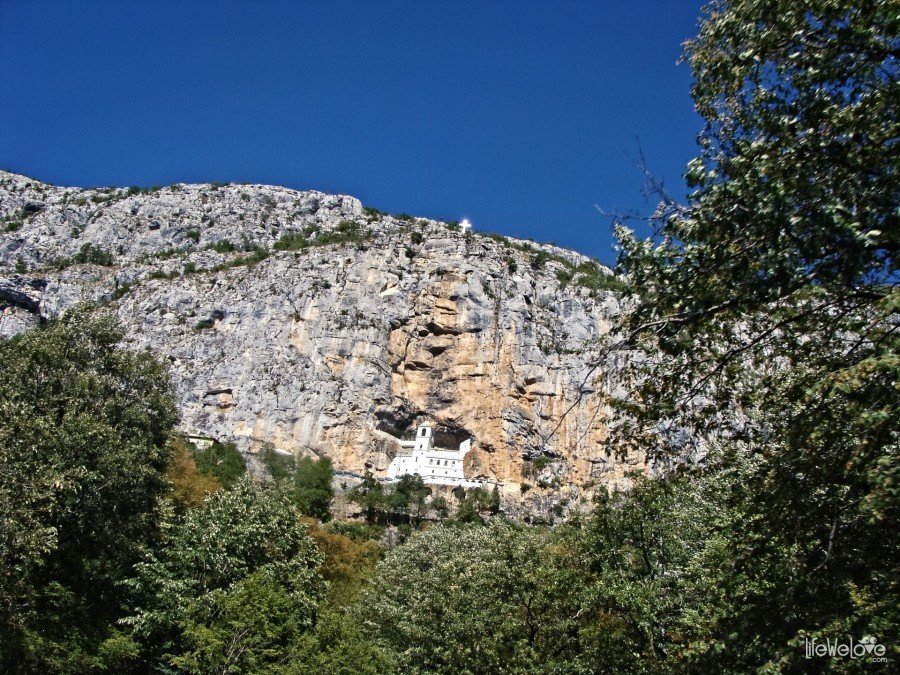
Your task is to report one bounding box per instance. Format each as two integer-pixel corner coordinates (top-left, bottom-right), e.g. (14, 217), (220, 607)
(482, 232), (509, 245)
(610, 0), (900, 670)
(273, 223), (320, 250)
(363, 205), (387, 218)
(561, 260), (626, 293)
(208, 244), (270, 271)
(356, 522), (582, 673)
(430, 495), (450, 518)
(529, 249), (550, 270)
(390, 474), (431, 526)
(455, 485), (500, 524)
(192, 440), (247, 488)
(261, 443), (296, 481)
(274, 220), (369, 251)
(171, 567), (314, 674)
(522, 455), (552, 480)
(348, 472), (432, 526)
(56, 242), (115, 267)
(0, 312), (178, 671)
(261, 448), (335, 520)
(194, 317), (214, 330)
(326, 520), (385, 543)
(111, 279), (138, 300)
(348, 471), (387, 524)
(184, 228), (200, 243)
(127, 480), (324, 671)
(292, 456), (335, 520)
(552, 258), (625, 294)
(568, 469), (732, 671)
(300, 609), (398, 674)
(206, 238), (236, 253)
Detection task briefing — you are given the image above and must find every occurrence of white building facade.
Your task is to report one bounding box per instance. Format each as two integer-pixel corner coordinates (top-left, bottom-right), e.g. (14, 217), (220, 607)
(386, 422), (483, 487)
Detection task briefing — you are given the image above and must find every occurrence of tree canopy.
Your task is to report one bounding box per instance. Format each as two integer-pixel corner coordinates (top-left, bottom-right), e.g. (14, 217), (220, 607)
(609, 0), (898, 669)
(0, 311), (179, 671)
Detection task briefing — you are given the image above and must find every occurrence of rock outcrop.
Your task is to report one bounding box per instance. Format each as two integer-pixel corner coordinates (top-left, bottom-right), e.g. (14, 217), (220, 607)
(0, 170), (642, 516)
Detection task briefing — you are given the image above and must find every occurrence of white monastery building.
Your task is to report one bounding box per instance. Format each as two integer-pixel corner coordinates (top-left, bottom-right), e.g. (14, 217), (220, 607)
(386, 422), (484, 487)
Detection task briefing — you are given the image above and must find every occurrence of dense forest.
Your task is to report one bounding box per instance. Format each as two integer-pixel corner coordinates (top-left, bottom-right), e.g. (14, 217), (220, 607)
(1, 1), (896, 672)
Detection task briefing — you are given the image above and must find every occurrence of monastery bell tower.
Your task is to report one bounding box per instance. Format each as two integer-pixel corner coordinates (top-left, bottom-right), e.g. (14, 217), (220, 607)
(414, 422), (433, 452)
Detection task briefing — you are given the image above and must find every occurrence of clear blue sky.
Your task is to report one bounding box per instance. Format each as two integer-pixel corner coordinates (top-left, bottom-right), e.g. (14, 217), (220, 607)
(0, 1), (705, 264)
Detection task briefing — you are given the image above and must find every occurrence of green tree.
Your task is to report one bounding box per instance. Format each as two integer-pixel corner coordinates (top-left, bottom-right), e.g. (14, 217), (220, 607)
(171, 569), (314, 675)
(389, 474), (431, 526)
(126, 480), (324, 671)
(0, 311), (179, 672)
(565, 468), (737, 672)
(292, 609), (397, 675)
(611, 0), (899, 669)
(261, 448), (335, 520)
(454, 485), (500, 523)
(293, 456), (335, 520)
(348, 471), (388, 524)
(261, 442), (296, 481)
(356, 522), (582, 673)
(192, 439), (247, 488)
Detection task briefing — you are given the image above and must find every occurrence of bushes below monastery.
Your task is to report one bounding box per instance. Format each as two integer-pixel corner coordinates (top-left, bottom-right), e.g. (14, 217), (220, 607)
(261, 446), (335, 520)
(346, 472), (501, 527)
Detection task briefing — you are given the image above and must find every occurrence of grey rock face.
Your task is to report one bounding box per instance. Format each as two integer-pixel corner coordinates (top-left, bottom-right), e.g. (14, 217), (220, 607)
(0, 170), (642, 516)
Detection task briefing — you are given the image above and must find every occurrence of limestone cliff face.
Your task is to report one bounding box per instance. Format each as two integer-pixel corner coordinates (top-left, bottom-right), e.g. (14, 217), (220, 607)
(0, 170), (642, 514)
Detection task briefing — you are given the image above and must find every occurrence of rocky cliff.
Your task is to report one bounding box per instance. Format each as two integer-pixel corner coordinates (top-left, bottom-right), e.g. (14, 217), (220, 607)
(0, 170), (641, 516)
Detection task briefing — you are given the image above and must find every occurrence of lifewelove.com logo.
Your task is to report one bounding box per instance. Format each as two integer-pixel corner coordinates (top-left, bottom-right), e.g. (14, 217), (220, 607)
(805, 636), (888, 663)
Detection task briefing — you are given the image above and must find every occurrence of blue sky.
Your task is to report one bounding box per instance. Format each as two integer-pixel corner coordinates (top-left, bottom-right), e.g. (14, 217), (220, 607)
(0, 1), (705, 264)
